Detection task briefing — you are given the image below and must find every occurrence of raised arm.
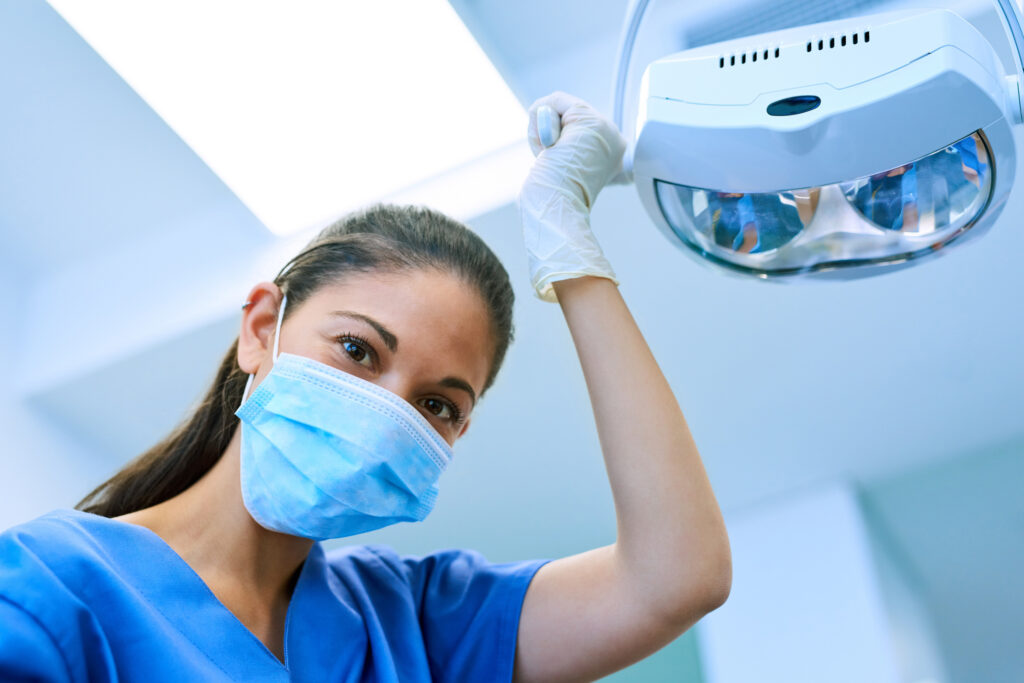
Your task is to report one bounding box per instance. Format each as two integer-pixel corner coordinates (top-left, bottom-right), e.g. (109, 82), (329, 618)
(513, 93), (731, 683)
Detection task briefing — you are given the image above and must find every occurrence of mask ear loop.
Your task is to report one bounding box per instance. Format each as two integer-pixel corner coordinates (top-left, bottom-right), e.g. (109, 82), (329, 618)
(240, 295), (288, 406)
(272, 295), (287, 361)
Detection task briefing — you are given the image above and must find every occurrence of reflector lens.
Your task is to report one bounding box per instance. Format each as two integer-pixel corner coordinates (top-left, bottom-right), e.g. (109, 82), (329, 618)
(653, 131), (995, 275)
(656, 187), (819, 255)
(840, 132), (992, 235)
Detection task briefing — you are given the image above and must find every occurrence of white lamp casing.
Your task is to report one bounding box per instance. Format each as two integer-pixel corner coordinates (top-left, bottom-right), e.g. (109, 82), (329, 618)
(631, 8), (1022, 277)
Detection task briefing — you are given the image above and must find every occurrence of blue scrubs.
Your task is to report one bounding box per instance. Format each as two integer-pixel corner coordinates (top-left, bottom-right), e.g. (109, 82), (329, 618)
(0, 510), (548, 682)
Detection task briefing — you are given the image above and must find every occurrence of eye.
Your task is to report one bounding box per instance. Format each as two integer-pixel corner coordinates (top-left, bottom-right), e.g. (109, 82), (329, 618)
(418, 397), (463, 424)
(337, 335), (375, 369)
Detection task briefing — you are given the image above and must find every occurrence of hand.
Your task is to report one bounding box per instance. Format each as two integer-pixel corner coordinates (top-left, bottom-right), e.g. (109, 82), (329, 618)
(519, 92), (627, 302)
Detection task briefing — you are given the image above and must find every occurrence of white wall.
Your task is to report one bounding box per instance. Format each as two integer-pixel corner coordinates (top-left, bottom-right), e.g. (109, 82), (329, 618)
(869, 526), (948, 683)
(0, 0), (273, 526)
(862, 441), (1024, 683)
(0, 266), (103, 530)
(698, 483), (906, 683)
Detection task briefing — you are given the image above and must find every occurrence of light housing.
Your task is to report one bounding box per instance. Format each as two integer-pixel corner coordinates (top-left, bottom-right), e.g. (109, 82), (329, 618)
(620, 4), (1024, 278)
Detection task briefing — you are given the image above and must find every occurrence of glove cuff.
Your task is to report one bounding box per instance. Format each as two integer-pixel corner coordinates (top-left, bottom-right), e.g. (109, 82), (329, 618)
(533, 269), (620, 303)
(519, 185), (619, 303)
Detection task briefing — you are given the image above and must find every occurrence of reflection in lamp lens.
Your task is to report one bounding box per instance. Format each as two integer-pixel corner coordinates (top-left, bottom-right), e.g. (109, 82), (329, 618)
(840, 132), (992, 235)
(656, 184), (819, 255)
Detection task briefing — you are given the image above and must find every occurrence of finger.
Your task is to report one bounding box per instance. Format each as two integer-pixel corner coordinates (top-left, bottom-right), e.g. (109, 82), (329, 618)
(527, 91), (581, 117)
(526, 95), (586, 155)
(527, 92), (578, 156)
(538, 95), (609, 134)
(526, 107), (543, 157)
(536, 106), (562, 148)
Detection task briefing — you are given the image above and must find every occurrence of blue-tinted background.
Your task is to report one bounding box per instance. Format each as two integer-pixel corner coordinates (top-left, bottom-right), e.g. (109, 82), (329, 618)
(1, 1), (1021, 680)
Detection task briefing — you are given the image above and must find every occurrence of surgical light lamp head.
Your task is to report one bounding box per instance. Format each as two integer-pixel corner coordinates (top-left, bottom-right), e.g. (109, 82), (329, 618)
(618, 2), (1024, 278)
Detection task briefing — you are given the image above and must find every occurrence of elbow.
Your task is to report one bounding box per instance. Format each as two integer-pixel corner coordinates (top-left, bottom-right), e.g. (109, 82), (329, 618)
(698, 520), (733, 613)
(701, 553), (732, 613)
(654, 538), (733, 629)
(691, 541), (733, 615)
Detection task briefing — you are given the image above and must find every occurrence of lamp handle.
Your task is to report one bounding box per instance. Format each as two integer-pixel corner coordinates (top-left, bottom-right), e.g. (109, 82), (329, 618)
(536, 105), (634, 185)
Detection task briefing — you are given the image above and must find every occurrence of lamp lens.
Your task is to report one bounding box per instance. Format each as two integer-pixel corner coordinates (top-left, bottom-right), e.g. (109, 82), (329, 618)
(655, 185), (819, 255)
(652, 130), (995, 276)
(840, 132), (991, 235)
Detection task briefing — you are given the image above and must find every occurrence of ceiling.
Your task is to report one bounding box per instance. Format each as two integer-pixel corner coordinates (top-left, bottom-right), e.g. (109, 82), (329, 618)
(0, 1), (261, 279)
(450, 0), (904, 110)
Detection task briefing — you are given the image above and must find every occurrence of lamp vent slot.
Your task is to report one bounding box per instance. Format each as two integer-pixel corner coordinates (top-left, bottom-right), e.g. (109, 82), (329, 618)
(805, 29), (870, 53)
(719, 44), (784, 68)
(719, 27), (871, 69)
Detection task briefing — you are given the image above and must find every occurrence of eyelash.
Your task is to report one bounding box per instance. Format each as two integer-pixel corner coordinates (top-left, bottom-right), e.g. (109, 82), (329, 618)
(437, 399), (464, 425)
(335, 333), (464, 425)
(336, 333), (377, 368)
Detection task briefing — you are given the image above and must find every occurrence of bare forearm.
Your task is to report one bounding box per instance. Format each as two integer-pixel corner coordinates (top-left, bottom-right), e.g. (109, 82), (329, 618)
(552, 276), (731, 617)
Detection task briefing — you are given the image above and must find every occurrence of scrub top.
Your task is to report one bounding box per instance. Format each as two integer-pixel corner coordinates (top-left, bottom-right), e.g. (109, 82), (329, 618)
(0, 509), (548, 682)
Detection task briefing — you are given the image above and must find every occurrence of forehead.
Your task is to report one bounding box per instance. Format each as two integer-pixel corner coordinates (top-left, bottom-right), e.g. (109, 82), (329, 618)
(297, 269), (494, 389)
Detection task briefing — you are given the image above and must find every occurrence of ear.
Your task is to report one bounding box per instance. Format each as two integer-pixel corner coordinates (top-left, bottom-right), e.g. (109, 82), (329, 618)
(237, 282), (284, 375)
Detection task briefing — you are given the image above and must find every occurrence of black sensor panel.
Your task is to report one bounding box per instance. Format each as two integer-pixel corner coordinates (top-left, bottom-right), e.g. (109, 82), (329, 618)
(767, 95), (822, 116)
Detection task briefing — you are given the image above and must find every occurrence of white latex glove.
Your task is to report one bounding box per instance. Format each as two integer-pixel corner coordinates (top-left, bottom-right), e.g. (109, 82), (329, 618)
(519, 91), (627, 302)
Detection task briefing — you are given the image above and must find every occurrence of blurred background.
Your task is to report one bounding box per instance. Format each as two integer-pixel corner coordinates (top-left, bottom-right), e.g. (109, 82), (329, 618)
(1, 1), (1021, 681)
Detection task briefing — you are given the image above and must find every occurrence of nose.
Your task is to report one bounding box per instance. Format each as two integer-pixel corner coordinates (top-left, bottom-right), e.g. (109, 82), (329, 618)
(372, 372), (416, 407)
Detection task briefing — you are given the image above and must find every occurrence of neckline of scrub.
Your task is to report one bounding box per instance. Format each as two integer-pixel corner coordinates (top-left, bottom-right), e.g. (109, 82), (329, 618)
(45, 507), (322, 673)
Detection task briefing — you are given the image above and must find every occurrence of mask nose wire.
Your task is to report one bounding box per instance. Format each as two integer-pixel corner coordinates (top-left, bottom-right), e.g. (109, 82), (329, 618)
(240, 294), (289, 406)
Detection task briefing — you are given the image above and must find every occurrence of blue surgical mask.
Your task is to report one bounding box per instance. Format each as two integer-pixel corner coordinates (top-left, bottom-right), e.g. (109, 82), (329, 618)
(234, 296), (453, 540)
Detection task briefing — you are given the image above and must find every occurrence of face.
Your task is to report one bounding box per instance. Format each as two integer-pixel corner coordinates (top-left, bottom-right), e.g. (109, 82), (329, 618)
(238, 268), (495, 445)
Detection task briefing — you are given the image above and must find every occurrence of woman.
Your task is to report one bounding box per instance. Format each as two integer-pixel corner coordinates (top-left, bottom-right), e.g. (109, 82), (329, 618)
(0, 93), (730, 682)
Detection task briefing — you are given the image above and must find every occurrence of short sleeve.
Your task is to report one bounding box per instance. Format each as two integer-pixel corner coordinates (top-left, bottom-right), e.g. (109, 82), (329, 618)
(0, 597), (72, 682)
(374, 547), (548, 683)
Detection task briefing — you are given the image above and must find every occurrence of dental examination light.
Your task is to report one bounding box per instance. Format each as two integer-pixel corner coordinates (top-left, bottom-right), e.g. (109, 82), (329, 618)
(604, 0), (1024, 278)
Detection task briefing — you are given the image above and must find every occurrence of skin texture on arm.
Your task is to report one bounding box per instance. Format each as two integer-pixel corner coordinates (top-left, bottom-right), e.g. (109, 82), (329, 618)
(513, 276), (731, 683)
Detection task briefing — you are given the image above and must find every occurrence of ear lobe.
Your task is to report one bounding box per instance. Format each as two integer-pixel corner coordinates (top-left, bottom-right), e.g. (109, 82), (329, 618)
(237, 283), (284, 375)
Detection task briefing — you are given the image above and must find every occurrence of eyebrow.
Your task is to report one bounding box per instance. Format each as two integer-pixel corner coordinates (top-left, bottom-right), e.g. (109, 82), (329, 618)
(330, 311), (398, 352)
(440, 376), (477, 407)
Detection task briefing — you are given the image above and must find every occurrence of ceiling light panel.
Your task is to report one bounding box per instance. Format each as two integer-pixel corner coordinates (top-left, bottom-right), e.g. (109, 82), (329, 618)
(49, 0), (526, 235)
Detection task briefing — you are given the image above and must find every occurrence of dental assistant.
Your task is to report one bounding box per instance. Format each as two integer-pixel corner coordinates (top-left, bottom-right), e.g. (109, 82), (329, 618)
(0, 93), (731, 682)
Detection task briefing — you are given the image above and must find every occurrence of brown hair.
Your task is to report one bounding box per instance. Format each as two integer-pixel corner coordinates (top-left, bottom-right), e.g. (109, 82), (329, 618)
(78, 204), (514, 517)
